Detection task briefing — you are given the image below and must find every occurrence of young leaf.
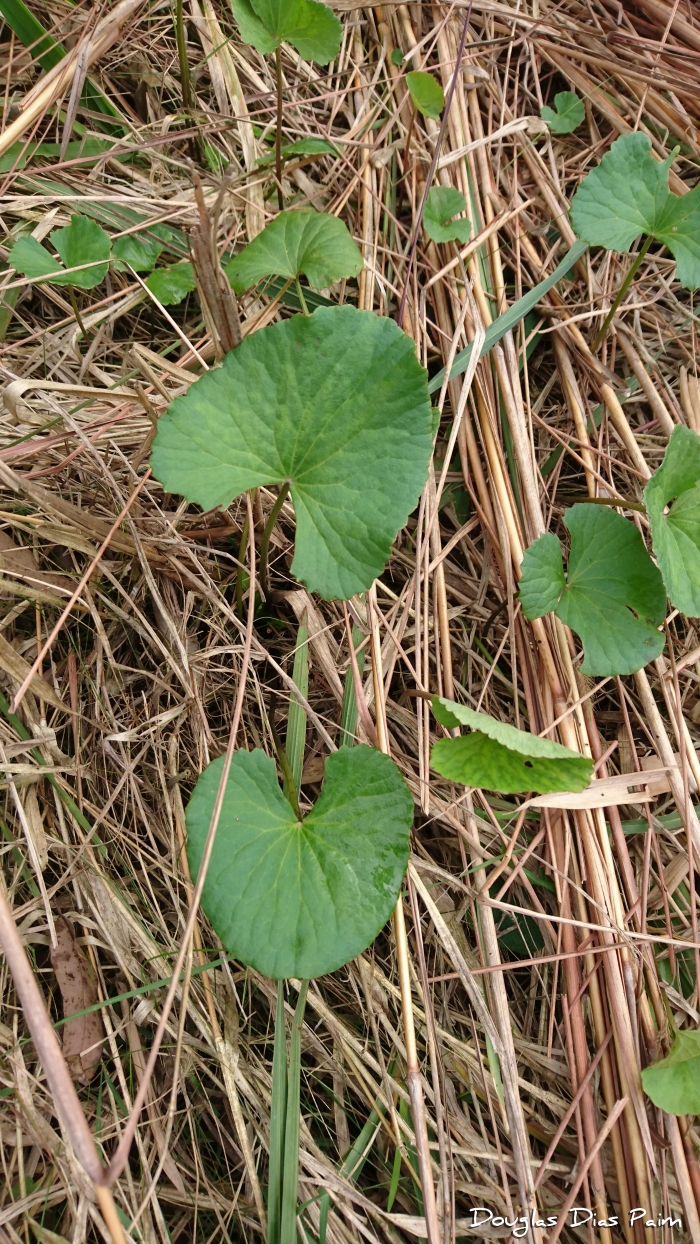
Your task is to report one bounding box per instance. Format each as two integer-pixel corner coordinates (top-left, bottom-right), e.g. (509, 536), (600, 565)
(150, 305), (432, 600)
(256, 137), (340, 166)
(230, 0), (341, 63)
(645, 425), (700, 617)
(641, 1030), (700, 1116)
(540, 91), (585, 134)
(10, 215), (110, 289)
(519, 504), (666, 675)
(224, 210), (362, 294)
(423, 186), (470, 245)
(185, 746), (413, 979)
(145, 262), (196, 305)
(406, 71), (444, 120)
(430, 698), (592, 794)
(112, 230), (165, 272)
(570, 131), (700, 289)
(10, 235), (65, 283)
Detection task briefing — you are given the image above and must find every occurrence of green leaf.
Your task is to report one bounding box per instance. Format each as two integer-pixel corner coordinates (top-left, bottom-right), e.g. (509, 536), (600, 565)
(540, 91), (585, 134)
(423, 186), (470, 244)
(645, 425), (700, 617)
(224, 210), (362, 294)
(231, 0), (342, 62)
(641, 1030), (700, 1115)
(151, 305), (432, 600)
(430, 698), (592, 794)
(145, 262), (196, 305)
(112, 230), (165, 272)
(50, 215), (111, 289)
(570, 131), (700, 289)
(406, 71), (444, 120)
(9, 235), (65, 283)
(520, 504), (666, 675)
(257, 137), (340, 166)
(185, 746), (413, 979)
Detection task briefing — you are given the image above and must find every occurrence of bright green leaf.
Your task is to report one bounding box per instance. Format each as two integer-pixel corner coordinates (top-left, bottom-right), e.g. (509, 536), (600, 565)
(406, 71), (444, 120)
(641, 1030), (700, 1115)
(145, 262), (196, 305)
(151, 305), (432, 600)
(9, 235), (65, 282)
(423, 186), (470, 244)
(112, 230), (164, 271)
(645, 424), (700, 617)
(185, 745), (413, 979)
(519, 504), (666, 675)
(540, 91), (585, 134)
(224, 210), (362, 294)
(430, 698), (592, 794)
(570, 131), (700, 289)
(231, 0), (342, 62)
(49, 215), (111, 289)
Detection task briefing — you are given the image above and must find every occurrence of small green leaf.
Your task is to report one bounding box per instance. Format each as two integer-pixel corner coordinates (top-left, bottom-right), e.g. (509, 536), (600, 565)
(519, 504), (666, 675)
(231, 0), (341, 62)
(112, 231), (164, 271)
(257, 137), (340, 166)
(406, 71), (444, 120)
(225, 210), (362, 294)
(50, 215), (111, 288)
(540, 91), (585, 134)
(185, 746), (413, 979)
(641, 1030), (700, 1115)
(430, 698), (592, 794)
(391, 48), (403, 66)
(645, 425), (700, 617)
(423, 186), (470, 244)
(151, 305), (432, 600)
(10, 235), (65, 282)
(571, 131), (700, 289)
(145, 262), (196, 305)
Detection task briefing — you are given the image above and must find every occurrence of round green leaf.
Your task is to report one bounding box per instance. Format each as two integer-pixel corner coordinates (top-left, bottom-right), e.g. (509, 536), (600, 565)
(145, 262), (196, 306)
(50, 215), (111, 289)
(406, 71), (444, 120)
(150, 305), (433, 600)
(10, 235), (65, 283)
(430, 698), (592, 794)
(186, 746), (413, 979)
(645, 425), (700, 617)
(540, 91), (584, 135)
(231, 0), (341, 62)
(225, 210), (362, 294)
(641, 1030), (700, 1116)
(423, 187), (470, 245)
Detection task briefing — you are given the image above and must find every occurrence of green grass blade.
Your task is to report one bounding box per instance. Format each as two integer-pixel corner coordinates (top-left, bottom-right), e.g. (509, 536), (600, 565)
(339, 619), (366, 747)
(280, 981), (309, 1244)
(428, 239), (588, 393)
(0, 0), (62, 70)
(268, 984), (288, 1244)
(386, 1143), (402, 1212)
(318, 1192), (329, 1244)
(285, 617), (309, 797)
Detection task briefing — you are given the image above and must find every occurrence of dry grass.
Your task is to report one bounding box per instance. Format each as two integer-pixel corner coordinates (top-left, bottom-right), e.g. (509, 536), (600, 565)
(1, 1), (700, 1242)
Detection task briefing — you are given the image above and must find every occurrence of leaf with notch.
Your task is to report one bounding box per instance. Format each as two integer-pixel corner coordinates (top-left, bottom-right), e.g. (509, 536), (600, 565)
(112, 228), (169, 272)
(645, 424), (700, 617)
(406, 71), (444, 119)
(519, 504), (666, 675)
(540, 91), (584, 134)
(641, 1030), (700, 1115)
(185, 745), (412, 979)
(230, 0), (341, 62)
(10, 215), (110, 289)
(570, 131), (700, 289)
(225, 210), (362, 294)
(430, 698), (592, 794)
(145, 262), (196, 305)
(423, 186), (470, 244)
(150, 305), (432, 600)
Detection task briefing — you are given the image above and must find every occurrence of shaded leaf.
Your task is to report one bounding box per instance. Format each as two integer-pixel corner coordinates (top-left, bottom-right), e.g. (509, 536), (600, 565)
(112, 230), (164, 271)
(641, 1030), (700, 1115)
(9, 234), (65, 283)
(540, 91), (585, 134)
(257, 137), (340, 166)
(151, 305), (432, 600)
(145, 262), (196, 305)
(645, 425), (700, 617)
(231, 0), (341, 62)
(50, 214), (111, 288)
(406, 71), (444, 119)
(186, 746), (412, 979)
(520, 505), (666, 675)
(225, 210), (362, 294)
(431, 698), (592, 794)
(423, 186), (470, 244)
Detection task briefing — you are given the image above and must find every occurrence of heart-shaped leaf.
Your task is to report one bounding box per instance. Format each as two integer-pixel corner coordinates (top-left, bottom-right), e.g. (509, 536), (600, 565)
(231, 0), (341, 62)
(145, 262), (196, 305)
(570, 131), (700, 288)
(641, 1030), (700, 1115)
(406, 71), (444, 119)
(430, 698), (592, 794)
(540, 91), (584, 134)
(224, 210), (362, 294)
(423, 187), (470, 244)
(186, 746), (413, 979)
(150, 305), (432, 600)
(645, 425), (700, 617)
(10, 215), (110, 289)
(519, 504), (666, 675)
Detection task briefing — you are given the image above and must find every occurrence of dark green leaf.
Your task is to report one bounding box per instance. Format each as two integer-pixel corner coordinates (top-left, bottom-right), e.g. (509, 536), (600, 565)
(430, 698), (592, 794)
(50, 215), (111, 288)
(540, 92), (585, 134)
(185, 746), (413, 979)
(406, 71), (444, 119)
(224, 210), (362, 294)
(112, 231), (164, 272)
(641, 1030), (700, 1115)
(423, 186), (470, 244)
(145, 262), (196, 305)
(257, 137), (340, 166)
(151, 306), (432, 600)
(231, 0), (341, 62)
(645, 425), (700, 617)
(519, 504), (666, 675)
(9, 235), (65, 283)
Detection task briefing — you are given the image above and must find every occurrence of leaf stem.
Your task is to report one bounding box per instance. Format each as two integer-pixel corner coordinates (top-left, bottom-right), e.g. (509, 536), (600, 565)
(68, 287), (89, 341)
(295, 276), (309, 317)
(592, 233), (652, 350)
(235, 510), (249, 619)
(259, 482), (289, 599)
(174, 0), (194, 112)
(275, 46), (284, 211)
(269, 697), (302, 821)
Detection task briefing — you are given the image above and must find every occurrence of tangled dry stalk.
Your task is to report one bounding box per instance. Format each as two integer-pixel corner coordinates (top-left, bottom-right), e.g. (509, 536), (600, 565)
(1, 1), (700, 1241)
